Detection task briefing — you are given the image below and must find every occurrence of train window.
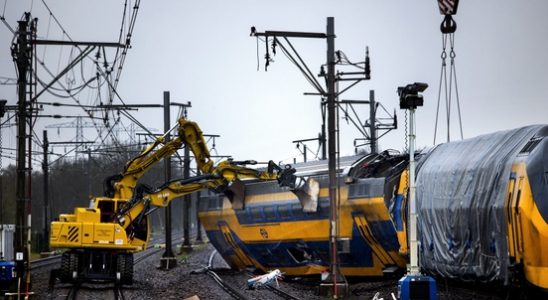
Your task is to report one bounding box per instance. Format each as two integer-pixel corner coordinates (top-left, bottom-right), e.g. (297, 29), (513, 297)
(338, 238), (351, 254)
(287, 246), (313, 263)
(245, 209), (253, 223)
(291, 203), (304, 219)
(236, 209), (250, 223)
(264, 206), (277, 222)
(278, 204), (292, 220)
(250, 206), (264, 222)
(207, 196), (222, 210)
(318, 198), (330, 218)
(519, 137), (542, 154)
(270, 247), (292, 266)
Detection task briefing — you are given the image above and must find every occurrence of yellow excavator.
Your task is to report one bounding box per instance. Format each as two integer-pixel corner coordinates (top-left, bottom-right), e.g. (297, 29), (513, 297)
(49, 117), (309, 284)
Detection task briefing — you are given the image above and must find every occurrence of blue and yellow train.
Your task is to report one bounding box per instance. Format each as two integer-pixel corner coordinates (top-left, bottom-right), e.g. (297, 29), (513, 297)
(198, 125), (548, 290)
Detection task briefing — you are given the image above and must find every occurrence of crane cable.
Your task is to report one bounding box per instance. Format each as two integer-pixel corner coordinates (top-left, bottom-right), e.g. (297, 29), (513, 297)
(434, 13), (463, 145)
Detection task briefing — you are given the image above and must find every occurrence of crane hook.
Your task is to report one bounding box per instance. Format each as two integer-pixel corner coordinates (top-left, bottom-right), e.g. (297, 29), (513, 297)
(440, 15), (457, 34)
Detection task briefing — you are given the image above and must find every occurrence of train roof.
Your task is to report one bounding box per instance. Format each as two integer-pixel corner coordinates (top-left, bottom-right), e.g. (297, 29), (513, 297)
(288, 155), (365, 177)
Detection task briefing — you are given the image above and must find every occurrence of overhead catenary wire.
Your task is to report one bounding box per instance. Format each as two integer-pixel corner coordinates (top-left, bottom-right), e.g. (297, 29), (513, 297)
(0, 76), (17, 85)
(0, 0), (14, 33)
(337, 104), (369, 139)
(36, 0), (135, 148)
(34, 54), (114, 145)
(273, 37), (326, 95)
(40, 12), (51, 61)
(2, 1), (146, 169)
(281, 37), (325, 94)
(109, 0), (140, 103)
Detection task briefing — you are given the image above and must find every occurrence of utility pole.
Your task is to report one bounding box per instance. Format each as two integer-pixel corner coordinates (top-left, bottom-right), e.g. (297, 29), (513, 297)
(321, 121), (326, 160)
(178, 102), (192, 252)
(87, 149), (92, 197)
(42, 130), (49, 252)
(8, 12), (130, 296)
(0, 100), (5, 261)
(180, 136), (192, 252)
(369, 90), (377, 154)
(340, 94), (397, 154)
(251, 17), (360, 297)
(13, 14), (33, 292)
(324, 17), (347, 297)
(194, 169), (203, 244)
(161, 91), (177, 269)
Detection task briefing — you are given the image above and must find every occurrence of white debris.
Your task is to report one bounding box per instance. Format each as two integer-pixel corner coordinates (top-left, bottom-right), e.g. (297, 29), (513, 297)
(372, 291), (383, 300)
(247, 269), (284, 289)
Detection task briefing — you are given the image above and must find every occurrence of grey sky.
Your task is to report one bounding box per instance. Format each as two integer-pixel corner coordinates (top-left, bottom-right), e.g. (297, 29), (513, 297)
(1, 1), (547, 167)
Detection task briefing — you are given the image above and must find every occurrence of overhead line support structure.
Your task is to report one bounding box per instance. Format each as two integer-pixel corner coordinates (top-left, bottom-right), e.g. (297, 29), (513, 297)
(160, 92), (192, 269)
(253, 29), (328, 161)
(251, 17), (349, 298)
(12, 14), (36, 297)
(33, 39), (125, 48)
(11, 12), (132, 295)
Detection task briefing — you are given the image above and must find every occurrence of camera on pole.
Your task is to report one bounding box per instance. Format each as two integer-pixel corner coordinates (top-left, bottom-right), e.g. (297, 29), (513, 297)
(398, 82), (428, 110)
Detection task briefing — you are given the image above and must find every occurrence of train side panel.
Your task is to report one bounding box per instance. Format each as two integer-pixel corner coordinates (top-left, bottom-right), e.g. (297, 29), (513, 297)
(199, 164), (408, 277)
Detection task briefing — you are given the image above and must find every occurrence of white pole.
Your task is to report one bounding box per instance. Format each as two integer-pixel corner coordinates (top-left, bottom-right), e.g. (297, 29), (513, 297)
(408, 108), (419, 275)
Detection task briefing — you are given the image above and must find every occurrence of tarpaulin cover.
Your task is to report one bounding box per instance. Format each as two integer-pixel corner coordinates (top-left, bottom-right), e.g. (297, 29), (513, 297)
(416, 125), (543, 283)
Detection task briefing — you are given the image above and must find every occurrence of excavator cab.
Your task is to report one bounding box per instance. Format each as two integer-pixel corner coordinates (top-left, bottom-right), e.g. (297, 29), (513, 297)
(96, 198), (116, 223)
(91, 197), (150, 248)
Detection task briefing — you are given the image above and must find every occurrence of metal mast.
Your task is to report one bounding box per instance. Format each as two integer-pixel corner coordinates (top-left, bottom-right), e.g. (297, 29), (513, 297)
(325, 17), (346, 295)
(161, 91), (177, 269)
(13, 14), (34, 292)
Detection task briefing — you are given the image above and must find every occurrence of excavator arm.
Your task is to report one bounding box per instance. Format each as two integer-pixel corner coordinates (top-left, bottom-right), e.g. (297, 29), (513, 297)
(105, 124), (185, 199)
(177, 118), (214, 174)
(111, 116), (315, 231)
(115, 174), (224, 229)
(115, 161), (298, 229)
(105, 116), (228, 200)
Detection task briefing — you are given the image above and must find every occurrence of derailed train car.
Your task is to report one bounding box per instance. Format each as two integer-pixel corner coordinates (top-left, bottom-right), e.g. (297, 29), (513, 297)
(199, 154), (410, 277)
(417, 125), (548, 290)
(198, 125), (548, 290)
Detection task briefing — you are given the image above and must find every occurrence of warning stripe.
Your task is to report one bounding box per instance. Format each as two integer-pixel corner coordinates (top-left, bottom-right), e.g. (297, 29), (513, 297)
(68, 226), (77, 236)
(68, 226), (79, 242)
(438, 0), (457, 15)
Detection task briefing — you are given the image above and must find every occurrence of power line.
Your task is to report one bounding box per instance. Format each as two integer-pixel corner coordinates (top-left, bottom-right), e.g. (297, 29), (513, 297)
(110, 0), (140, 103)
(1, 0), (14, 33)
(40, 0), (72, 41)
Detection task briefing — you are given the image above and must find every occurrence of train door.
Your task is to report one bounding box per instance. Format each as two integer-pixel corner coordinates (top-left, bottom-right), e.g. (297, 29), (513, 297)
(353, 214), (403, 270)
(218, 223), (253, 267)
(506, 173), (524, 264)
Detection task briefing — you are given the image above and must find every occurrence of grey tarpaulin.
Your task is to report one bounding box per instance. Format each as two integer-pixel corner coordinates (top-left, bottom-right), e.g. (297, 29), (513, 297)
(415, 125), (543, 283)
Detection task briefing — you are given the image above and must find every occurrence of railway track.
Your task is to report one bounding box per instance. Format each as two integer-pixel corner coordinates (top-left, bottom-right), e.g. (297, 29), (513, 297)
(30, 232), (184, 271)
(206, 269), (251, 300)
(30, 254), (62, 271)
(35, 231), (185, 299)
(203, 250), (305, 300)
(61, 282), (126, 300)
